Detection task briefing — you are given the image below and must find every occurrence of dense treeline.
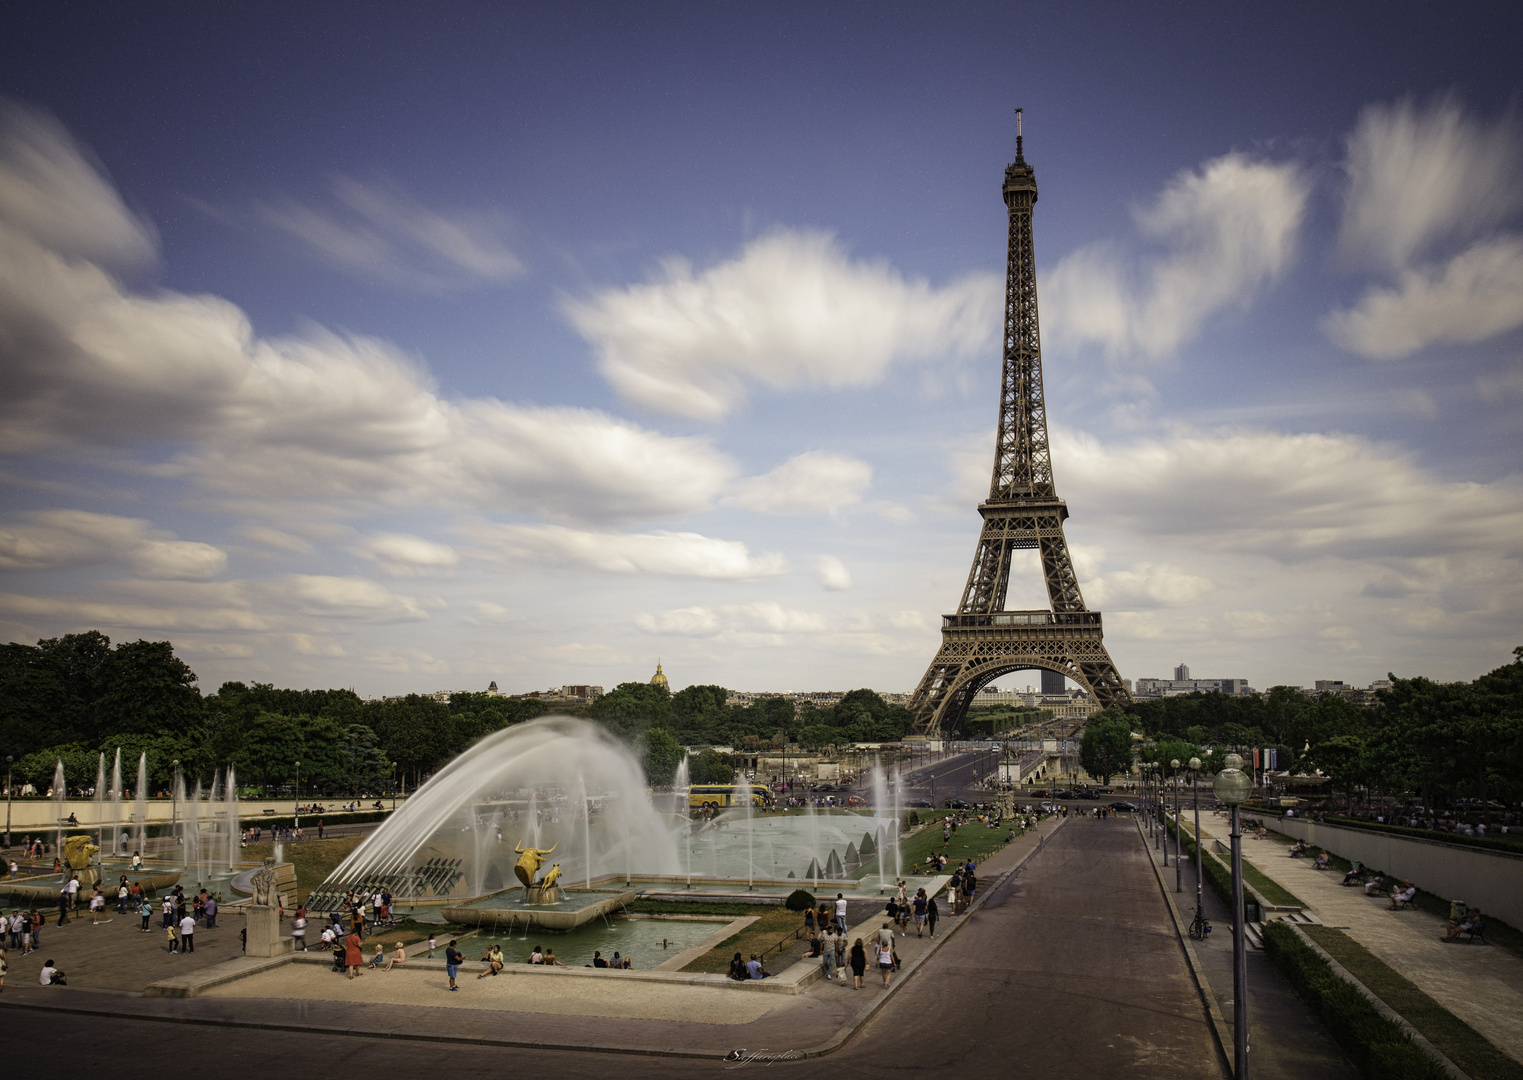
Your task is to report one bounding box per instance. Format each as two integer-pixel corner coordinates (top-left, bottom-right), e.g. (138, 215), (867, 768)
(1, 632), (910, 794)
(1104, 646), (1523, 811)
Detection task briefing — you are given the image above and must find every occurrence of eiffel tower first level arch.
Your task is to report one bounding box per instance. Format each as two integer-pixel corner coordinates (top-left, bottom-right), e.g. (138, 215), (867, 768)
(909, 111), (1130, 738)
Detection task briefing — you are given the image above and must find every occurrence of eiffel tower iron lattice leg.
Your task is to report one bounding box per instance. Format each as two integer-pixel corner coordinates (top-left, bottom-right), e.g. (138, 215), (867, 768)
(909, 112), (1129, 739)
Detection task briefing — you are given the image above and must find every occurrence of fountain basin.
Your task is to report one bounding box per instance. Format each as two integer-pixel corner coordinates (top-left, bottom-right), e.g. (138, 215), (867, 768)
(443, 888), (636, 932)
(1, 870), (183, 904)
(461, 913), (733, 970)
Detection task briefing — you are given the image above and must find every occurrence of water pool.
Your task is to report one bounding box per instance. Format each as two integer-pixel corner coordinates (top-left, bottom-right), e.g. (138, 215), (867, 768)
(461, 915), (724, 970)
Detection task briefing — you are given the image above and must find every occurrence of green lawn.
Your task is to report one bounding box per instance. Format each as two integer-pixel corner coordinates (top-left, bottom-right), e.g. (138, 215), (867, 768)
(1303, 925), (1523, 1080)
(884, 816), (1031, 879)
(244, 834), (364, 903)
(674, 905), (809, 974)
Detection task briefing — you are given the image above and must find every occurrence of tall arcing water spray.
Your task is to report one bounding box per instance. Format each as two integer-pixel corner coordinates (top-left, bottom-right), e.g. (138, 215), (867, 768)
(225, 766), (239, 870)
(672, 752), (691, 888)
(317, 716), (680, 901)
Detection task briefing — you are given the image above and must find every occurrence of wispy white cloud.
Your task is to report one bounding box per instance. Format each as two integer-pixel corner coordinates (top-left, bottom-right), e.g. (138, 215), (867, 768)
(465, 523), (787, 580)
(726, 451), (872, 515)
(1326, 98), (1523, 359)
(255, 176), (525, 292)
(636, 601), (827, 638)
(0, 510), (226, 579)
(357, 532), (461, 577)
(1043, 152), (1308, 360)
(272, 575), (430, 621)
(815, 554), (852, 591)
(564, 229), (1001, 419)
(0, 102), (157, 270)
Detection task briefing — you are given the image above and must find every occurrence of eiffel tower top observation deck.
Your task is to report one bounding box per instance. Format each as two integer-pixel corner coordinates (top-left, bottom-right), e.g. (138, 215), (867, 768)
(909, 112), (1129, 737)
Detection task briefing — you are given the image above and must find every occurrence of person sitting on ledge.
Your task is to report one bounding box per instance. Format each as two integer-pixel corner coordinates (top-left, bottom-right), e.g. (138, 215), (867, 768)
(527, 945), (544, 964)
(746, 953), (770, 979)
(727, 951), (747, 980)
(474, 944), (501, 976)
(543, 948), (566, 967)
(1313, 852), (1331, 870)
(39, 959), (65, 985)
(1442, 909), (1482, 942)
(593, 950), (609, 968)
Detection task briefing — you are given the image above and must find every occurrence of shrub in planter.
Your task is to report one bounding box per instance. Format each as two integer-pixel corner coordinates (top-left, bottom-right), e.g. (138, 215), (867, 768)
(785, 888), (816, 912)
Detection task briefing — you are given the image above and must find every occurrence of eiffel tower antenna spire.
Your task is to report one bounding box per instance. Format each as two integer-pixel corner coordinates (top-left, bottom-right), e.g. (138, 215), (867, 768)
(909, 114), (1129, 738)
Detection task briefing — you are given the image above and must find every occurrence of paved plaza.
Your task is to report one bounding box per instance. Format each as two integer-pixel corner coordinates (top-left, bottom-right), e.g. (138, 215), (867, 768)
(2, 815), (1229, 1077)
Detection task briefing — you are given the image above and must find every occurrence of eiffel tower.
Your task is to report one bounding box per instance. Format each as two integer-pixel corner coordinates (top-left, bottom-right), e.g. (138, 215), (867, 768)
(909, 111), (1130, 738)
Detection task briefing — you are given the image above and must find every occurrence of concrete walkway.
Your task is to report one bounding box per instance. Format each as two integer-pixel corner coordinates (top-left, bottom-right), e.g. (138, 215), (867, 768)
(1193, 811), (1523, 1064)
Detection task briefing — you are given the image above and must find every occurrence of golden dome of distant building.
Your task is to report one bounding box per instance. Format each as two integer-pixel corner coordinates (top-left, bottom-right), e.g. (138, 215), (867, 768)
(650, 660), (669, 691)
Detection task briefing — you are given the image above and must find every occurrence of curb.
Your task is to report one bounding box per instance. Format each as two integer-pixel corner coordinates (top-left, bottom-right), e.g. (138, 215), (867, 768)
(0, 817), (1067, 1060)
(1136, 816), (1233, 1080)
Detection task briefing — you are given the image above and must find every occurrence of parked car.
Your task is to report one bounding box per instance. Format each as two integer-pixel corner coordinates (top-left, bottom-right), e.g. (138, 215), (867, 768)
(845, 795), (867, 807)
(907, 798), (935, 809)
(944, 799), (969, 809)
(1108, 801), (1138, 812)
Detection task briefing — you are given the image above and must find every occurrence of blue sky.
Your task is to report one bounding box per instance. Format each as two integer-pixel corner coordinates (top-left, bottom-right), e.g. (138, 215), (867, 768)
(1, 2), (1520, 696)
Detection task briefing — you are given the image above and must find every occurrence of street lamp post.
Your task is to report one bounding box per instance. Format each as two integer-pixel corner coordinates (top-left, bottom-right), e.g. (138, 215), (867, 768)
(1215, 753), (1254, 1080)
(1171, 758), (1183, 892)
(1189, 756), (1204, 933)
(5, 754), (12, 849)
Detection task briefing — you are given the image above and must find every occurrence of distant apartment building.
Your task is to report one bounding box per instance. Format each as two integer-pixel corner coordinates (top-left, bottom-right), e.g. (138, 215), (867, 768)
(724, 689), (912, 711)
(1134, 674), (1253, 699)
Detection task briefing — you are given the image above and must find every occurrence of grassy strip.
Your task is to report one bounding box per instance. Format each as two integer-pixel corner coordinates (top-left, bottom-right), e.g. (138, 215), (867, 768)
(679, 906), (808, 974)
(1301, 924), (1523, 1080)
(1261, 921), (1446, 1080)
(244, 835), (364, 903)
(1169, 813), (1305, 909)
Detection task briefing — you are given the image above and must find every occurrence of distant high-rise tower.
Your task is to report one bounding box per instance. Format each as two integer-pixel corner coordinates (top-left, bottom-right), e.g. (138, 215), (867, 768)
(1174, 663), (1190, 682)
(908, 111), (1130, 738)
(1040, 669), (1066, 696)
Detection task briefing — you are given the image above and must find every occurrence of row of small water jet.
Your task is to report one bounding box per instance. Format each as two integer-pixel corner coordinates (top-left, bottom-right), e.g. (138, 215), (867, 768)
(318, 716), (681, 901)
(672, 752), (691, 888)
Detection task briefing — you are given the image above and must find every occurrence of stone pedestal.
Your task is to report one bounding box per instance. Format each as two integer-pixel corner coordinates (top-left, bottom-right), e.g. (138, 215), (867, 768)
(244, 904), (291, 957)
(525, 885), (560, 904)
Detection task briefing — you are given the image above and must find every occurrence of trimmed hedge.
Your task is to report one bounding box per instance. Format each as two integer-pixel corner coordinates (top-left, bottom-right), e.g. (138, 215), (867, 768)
(1261, 921), (1446, 1080)
(785, 888), (817, 911)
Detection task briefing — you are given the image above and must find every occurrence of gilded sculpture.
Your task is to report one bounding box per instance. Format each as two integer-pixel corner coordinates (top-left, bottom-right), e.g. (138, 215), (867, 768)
(513, 841), (558, 889)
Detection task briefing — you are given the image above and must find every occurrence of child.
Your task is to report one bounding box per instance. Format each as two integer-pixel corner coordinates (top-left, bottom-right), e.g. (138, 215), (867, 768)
(427, 933), (438, 958)
(369, 942), (386, 969)
(166, 923), (179, 953)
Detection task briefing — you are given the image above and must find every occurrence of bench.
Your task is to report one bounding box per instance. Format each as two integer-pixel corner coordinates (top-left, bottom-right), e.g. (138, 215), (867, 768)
(1460, 921), (1488, 945)
(1391, 893), (1416, 910)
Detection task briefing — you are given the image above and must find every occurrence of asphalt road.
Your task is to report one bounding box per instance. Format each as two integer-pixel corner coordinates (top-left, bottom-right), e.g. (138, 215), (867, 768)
(3, 816), (1223, 1080)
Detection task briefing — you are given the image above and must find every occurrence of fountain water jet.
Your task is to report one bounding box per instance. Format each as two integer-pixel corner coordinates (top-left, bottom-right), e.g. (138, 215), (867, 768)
(93, 752), (106, 872)
(225, 765), (239, 870)
(134, 753), (148, 856)
(52, 760), (66, 861)
(109, 749), (123, 853)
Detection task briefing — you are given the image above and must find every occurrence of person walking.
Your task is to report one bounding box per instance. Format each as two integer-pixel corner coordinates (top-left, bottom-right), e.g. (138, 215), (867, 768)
(820, 927), (838, 983)
(89, 888), (105, 924)
(0, 945), (7, 992)
(166, 921), (179, 954)
(292, 911), (307, 951)
(912, 889), (928, 937)
(117, 880), (130, 915)
(834, 893), (848, 933)
(876, 923), (895, 987)
(444, 939), (463, 991)
(179, 912), (196, 953)
(204, 895), (217, 930)
(849, 938), (867, 990)
(926, 893), (939, 937)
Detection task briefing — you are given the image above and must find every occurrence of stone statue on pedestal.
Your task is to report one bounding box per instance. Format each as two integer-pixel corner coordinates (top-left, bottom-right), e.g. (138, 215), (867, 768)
(244, 857), (290, 957)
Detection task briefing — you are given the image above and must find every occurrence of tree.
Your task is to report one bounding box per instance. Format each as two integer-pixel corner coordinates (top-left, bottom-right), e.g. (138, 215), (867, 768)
(689, 748), (733, 784)
(640, 727), (683, 785)
(1079, 712), (1134, 784)
(590, 682), (672, 739)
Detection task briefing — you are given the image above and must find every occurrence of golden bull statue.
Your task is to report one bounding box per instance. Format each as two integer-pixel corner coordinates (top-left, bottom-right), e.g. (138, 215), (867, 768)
(513, 842), (558, 889)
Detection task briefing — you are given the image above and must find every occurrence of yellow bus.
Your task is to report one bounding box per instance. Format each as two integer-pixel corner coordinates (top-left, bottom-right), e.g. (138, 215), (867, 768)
(688, 784), (770, 810)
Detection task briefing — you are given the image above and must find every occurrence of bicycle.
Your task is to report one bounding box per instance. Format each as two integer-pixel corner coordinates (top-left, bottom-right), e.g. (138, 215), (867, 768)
(1189, 911), (1212, 940)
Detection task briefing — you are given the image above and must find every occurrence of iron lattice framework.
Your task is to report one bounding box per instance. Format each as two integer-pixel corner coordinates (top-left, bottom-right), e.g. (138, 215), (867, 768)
(909, 114), (1130, 737)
